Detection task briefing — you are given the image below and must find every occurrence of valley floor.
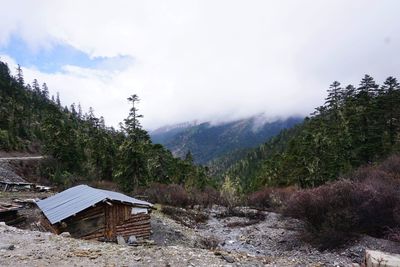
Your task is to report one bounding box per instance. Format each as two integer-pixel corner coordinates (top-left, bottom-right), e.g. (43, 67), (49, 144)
(1, 192), (400, 266)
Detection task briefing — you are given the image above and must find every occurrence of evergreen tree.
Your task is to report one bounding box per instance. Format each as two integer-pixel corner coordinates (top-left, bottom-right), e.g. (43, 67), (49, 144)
(16, 65), (24, 86)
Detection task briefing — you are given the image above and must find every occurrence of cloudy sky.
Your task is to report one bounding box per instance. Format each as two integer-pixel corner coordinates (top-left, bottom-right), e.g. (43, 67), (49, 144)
(0, 1), (399, 129)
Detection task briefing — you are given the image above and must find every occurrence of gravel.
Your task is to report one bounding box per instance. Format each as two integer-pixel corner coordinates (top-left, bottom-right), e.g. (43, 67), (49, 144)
(1, 197), (400, 266)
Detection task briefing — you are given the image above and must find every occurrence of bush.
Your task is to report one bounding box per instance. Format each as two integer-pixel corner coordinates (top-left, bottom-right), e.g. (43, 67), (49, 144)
(144, 183), (224, 207)
(145, 183), (190, 207)
(378, 154), (400, 178)
(284, 177), (400, 249)
(0, 130), (11, 150)
(161, 206), (209, 227)
(216, 207), (265, 220)
(247, 186), (297, 210)
(385, 227), (400, 243)
(198, 235), (220, 250)
(189, 186), (222, 207)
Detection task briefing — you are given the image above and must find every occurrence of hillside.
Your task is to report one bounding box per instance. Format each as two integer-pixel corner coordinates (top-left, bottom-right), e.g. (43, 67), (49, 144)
(0, 61), (208, 191)
(223, 76), (400, 192)
(150, 116), (301, 165)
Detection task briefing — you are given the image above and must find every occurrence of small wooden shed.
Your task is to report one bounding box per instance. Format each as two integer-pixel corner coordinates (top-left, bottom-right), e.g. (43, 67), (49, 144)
(36, 185), (153, 241)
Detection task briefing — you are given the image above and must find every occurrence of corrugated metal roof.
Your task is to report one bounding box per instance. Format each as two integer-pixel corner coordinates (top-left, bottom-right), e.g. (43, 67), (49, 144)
(36, 185), (153, 224)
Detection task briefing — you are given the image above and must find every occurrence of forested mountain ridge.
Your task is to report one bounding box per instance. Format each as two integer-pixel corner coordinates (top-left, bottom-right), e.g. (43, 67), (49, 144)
(224, 75), (400, 192)
(150, 116), (301, 165)
(0, 60), (209, 191)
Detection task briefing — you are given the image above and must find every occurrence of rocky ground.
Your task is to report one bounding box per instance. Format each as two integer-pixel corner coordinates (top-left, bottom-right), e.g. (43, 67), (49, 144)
(1, 192), (400, 266)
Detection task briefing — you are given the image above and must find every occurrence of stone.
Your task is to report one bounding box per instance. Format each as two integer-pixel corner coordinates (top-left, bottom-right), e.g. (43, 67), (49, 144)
(117, 235), (126, 246)
(365, 250), (400, 267)
(60, 232), (71, 237)
(0, 222), (6, 226)
(0, 243), (15, 250)
(214, 251), (222, 256)
(222, 254), (235, 263)
(127, 235), (137, 245)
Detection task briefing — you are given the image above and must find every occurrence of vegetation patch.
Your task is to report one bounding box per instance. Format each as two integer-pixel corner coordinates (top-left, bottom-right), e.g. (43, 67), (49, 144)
(161, 205), (209, 228)
(247, 186), (297, 211)
(284, 156), (400, 249)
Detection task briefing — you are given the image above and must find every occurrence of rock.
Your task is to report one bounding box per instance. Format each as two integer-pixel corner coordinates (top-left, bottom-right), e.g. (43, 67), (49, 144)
(365, 249), (400, 267)
(0, 222), (6, 226)
(60, 232), (71, 237)
(0, 243), (15, 250)
(127, 235), (137, 245)
(222, 254), (235, 263)
(117, 235), (126, 246)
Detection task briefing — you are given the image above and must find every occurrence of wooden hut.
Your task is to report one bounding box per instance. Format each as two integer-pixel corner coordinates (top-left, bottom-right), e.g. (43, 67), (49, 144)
(36, 185), (153, 241)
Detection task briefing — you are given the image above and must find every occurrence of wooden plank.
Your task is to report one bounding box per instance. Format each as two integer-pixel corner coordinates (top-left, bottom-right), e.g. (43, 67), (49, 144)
(65, 213), (105, 237)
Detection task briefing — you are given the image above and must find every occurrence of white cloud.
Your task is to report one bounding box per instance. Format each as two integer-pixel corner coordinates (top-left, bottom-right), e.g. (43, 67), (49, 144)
(0, 0), (399, 129)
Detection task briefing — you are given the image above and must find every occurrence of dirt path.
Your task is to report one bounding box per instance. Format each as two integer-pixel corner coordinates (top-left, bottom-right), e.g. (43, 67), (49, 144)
(0, 156), (44, 161)
(0, 222), (275, 266)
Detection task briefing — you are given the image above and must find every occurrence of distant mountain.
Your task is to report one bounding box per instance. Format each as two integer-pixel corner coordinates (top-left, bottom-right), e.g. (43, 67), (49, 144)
(150, 121), (198, 144)
(150, 115), (302, 165)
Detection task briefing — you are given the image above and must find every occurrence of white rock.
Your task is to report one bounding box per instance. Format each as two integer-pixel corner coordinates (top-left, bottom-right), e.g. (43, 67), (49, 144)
(365, 249), (400, 267)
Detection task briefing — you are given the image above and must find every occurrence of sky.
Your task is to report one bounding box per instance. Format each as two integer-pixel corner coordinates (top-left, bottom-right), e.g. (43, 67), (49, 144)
(0, 0), (399, 130)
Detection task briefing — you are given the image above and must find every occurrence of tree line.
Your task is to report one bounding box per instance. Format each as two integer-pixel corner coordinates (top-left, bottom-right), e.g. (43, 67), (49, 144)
(0, 60), (209, 191)
(223, 75), (400, 192)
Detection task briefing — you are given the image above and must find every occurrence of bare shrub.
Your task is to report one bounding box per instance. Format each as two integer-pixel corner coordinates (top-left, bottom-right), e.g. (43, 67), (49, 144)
(198, 235), (220, 250)
(89, 180), (119, 191)
(144, 183), (224, 207)
(226, 220), (260, 228)
(145, 183), (190, 207)
(216, 208), (265, 221)
(347, 165), (390, 182)
(161, 206), (209, 227)
(247, 186), (297, 210)
(378, 154), (400, 178)
(189, 186), (222, 207)
(284, 176), (400, 249)
(385, 227), (400, 243)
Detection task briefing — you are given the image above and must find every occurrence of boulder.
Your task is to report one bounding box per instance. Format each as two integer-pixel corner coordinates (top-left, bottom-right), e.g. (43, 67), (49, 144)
(60, 232), (71, 237)
(127, 235), (137, 245)
(116, 235), (126, 246)
(222, 254), (235, 263)
(365, 249), (400, 267)
(0, 243), (15, 250)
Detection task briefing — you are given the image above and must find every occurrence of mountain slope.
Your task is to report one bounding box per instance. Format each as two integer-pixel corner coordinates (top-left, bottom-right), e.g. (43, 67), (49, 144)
(224, 76), (400, 192)
(150, 116), (302, 165)
(0, 60), (208, 190)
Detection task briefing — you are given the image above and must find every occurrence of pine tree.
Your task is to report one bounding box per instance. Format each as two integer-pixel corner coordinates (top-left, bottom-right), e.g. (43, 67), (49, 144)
(16, 65), (24, 86)
(114, 95), (149, 191)
(381, 77), (400, 149)
(42, 83), (49, 100)
(56, 92), (61, 107)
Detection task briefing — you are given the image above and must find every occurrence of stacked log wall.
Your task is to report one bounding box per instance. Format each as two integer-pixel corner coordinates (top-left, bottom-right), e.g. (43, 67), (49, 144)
(40, 201), (152, 241)
(115, 213), (151, 239)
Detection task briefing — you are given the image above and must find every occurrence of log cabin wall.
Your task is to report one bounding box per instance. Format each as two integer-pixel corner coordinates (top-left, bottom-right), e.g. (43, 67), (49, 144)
(39, 214), (59, 234)
(115, 213), (151, 239)
(105, 202), (151, 241)
(49, 201), (152, 241)
(63, 204), (105, 238)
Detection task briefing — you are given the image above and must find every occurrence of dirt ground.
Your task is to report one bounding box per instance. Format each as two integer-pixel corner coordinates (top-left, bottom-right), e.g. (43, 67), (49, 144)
(1, 192), (400, 266)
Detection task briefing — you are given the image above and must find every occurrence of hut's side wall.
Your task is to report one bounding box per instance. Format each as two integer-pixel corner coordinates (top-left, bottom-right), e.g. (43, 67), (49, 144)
(63, 204), (105, 238)
(105, 202), (151, 241)
(41, 202), (151, 241)
(39, 214), (59, 234)
(116, 213), (151, 239)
